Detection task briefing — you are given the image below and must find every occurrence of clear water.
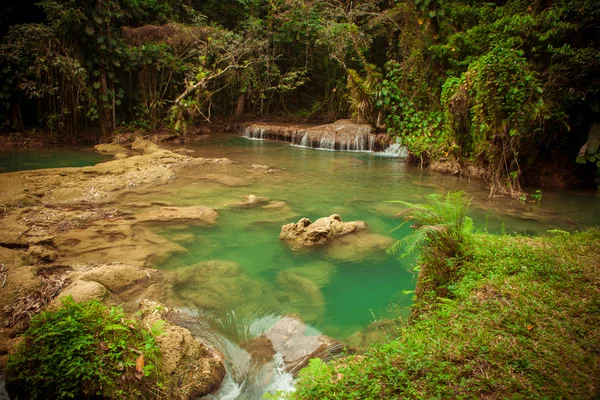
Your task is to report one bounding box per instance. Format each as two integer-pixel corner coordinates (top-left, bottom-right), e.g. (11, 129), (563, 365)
(0, 146), (111, 172)
(146, 134), (599, 343)
(3, 134), (599, 399)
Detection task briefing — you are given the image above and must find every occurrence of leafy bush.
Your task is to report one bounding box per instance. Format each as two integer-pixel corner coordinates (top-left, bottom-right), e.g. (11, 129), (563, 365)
(5, 297), (163, 400)
(388, 191), (473, 299)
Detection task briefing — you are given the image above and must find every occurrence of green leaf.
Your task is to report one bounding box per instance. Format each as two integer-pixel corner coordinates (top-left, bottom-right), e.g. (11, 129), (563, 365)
(93, 82), (101, 90)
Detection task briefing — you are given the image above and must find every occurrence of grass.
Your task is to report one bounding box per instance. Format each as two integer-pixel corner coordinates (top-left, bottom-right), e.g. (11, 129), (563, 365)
(292, 229), (600, 399)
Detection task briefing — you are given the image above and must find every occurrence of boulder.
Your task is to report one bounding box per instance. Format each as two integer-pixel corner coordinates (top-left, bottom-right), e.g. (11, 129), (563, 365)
(140, 300), (226, 399)
(94, 143), (128, 154)
(325, 233), (394, 262)
(131, 138), (160, 154)
(264, 315), (350, 375)
(24, 245), (57, 264)
(279, 214), (367, 247)
(114, 152), (128, 160)
(49, 280), (110, 309)
(275, 271), (325, 323)
(172, 260), (276, 315)
(135, 206), (218, 225)
(235, 194), (269, 208)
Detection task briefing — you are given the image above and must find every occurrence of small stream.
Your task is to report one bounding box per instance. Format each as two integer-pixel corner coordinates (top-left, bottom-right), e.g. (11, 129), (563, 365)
(2, 134), (599, 399)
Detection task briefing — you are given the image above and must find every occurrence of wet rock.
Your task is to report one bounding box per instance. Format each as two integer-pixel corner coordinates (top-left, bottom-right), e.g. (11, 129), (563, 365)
(77, 263), (152, 294)
(279, 214), (367, 247)
(264, 315), (350, 375)
(24, 245), (57, 264)
(202, 173), (249, 187)
(261, 201), (287, 210)
(173, 260), (276, 315)
(284, 262), (337, 287)
(140, 300), (226, 399)
(50, 280), (110, 308)
(0, 265), (40, 316)
(131, 138), (160, 155)
(173, 148), (195, 155)
(275, 271), (325, 323)
(241, 336), (276, 364)
(325, 233), (394, 262)
(55, 221), (187, 268)
(94, 143), (128, 154)
(135, 206), (218, 225)
(235, 194), (269, 208)
(251, 164), (270, 170)
(345, 319), (403, 351)
(114, 152), (128, 160)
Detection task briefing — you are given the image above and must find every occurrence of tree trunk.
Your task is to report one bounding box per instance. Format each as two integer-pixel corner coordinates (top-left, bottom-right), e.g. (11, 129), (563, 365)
(234, 92), (246, 120)
(99, 63), (113, 140)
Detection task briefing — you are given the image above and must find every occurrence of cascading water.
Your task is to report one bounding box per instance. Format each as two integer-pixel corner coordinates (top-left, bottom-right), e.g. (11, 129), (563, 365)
(171, 311), (296, 400)
(242, 125), (408, 157)
(378, 140), (409, 158)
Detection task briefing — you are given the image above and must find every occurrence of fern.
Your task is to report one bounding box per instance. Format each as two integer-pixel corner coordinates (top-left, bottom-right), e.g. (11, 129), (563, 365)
(387, 192), (473, 297)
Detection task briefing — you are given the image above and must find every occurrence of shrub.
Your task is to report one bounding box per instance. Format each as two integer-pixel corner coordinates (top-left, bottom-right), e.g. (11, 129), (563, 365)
(5, 297), (163, 400)
(388, 191), (473, 299)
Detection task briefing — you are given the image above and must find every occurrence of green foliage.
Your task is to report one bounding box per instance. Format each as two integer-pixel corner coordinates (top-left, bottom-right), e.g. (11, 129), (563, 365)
(293, 230), (600, 399)
(6, 297), (163, 399)
(388, 191), (473, 259)
(388, 192), (473, 299)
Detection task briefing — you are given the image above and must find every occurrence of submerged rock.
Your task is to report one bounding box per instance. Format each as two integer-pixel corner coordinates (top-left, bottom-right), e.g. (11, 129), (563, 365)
(172, 260), (276, 315)
(325, 233), (394, 263)
(275, 271), (326, 323)
(279, 214), (367, 247)
(264, 315), (350, 375)
(140, 300), (226, 399)
(234, 194), (269, 208)
(135, 206), (218, 225)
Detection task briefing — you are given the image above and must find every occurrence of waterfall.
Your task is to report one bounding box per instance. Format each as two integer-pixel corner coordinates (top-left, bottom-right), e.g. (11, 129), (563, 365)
(299, 133), (309, 147)
(242, 123), (409, 157)
(379, 141), (409, 158)
(171, 310), (296, 400)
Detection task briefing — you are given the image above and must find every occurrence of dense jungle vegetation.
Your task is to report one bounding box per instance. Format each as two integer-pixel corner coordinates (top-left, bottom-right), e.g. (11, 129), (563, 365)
(1, 0), (599, 193)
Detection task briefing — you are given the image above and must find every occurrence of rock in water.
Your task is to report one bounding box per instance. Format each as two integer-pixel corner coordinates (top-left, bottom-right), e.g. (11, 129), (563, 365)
(279, 214), (367, 247)
(140, 300), (226, 399)
(264, 315), (351, 375)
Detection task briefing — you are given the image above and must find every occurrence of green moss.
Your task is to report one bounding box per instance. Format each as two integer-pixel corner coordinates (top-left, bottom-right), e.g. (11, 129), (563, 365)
(293, 230), (600, 399)
(6, 297), (163, 400)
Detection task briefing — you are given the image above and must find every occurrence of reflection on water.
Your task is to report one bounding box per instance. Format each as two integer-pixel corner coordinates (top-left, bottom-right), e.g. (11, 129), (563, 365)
(0, 146), (111, 172)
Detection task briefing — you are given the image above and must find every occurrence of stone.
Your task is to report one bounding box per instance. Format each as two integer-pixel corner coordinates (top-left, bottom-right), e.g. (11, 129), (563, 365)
(325, 233), (395, 262)
(94, 143), (128, 154)
(131, 138), (160, 154)
(77, 263), (151, 294)
(261, 201), (287, 210)
(235, 194), (269, 208)
(50, 280), (110, 308)
(173, 148), (195, 154)
(172, 260), (277, 315)
(140, 300), (226, 399)
(135, 206), (218, 225)
(275, 271), (326, 323)
(114, 152), (128, 160)
(279, 214), (367, 247)
(264, 315), (350, 375)
(251, 164), (270, 170)
(0, 265), (40, 317)
(24, 245), (57, 264)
